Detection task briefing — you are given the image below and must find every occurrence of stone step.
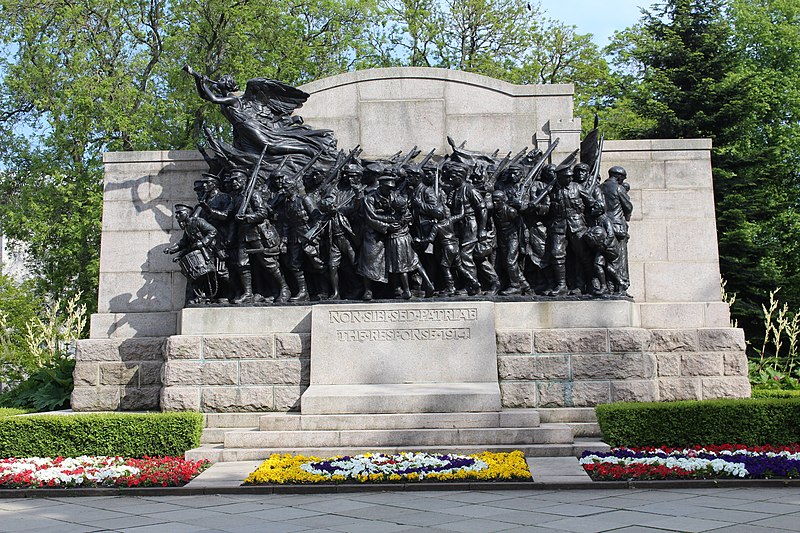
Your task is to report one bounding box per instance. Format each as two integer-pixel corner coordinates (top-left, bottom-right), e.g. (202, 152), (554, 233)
(301, 383), (502, 415)
(201, 428), (258, 444)
(223, 425), (573, 449)
(204, 413), (263, 428)
(537, 408), (598, 424)
(259, 409), (540, 431)
(567, 422), (602, 438)
(185, 439), (611, 464)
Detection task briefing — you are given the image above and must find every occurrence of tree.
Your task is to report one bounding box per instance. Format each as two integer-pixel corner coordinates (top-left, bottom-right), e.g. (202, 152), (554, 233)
(0, 0), (171, 315)
(0, 0), (378, 315)
(374, 0), (612, 129)
(604, 0), (800, 346)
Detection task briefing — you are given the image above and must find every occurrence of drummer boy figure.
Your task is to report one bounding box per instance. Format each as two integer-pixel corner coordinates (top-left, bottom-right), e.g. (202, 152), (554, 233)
(164, 203), (220, 304)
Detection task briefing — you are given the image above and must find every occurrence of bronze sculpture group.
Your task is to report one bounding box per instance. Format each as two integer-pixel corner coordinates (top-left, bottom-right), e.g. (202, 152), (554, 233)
(165, 68), (633, 305)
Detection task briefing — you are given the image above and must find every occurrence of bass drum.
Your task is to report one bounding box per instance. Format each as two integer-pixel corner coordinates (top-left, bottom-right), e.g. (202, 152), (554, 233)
(178, 249), (215, 280)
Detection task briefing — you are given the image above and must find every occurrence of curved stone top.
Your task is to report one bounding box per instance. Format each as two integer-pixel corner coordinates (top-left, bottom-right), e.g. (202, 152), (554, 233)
(300, 67), (574, 98)
(297, 67), (580, 159)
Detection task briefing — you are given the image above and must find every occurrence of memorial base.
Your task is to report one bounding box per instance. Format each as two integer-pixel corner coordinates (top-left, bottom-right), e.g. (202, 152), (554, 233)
(300, 383), (502, 415)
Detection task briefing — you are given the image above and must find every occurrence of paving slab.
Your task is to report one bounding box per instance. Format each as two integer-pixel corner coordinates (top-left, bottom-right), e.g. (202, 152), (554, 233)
(185, 461), (262, 489)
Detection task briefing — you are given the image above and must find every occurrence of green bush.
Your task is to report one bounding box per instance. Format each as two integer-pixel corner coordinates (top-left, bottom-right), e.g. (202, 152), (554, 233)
(0, 357), (75, 411)
(752, 389), (800, 398)
(596, 398), (800, 447)
(0, 408), (30, 417)
(0, 412), (203, 458)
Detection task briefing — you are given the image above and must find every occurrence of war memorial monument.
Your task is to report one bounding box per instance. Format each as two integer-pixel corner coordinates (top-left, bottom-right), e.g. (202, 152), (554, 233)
(70, 67), (750, 461)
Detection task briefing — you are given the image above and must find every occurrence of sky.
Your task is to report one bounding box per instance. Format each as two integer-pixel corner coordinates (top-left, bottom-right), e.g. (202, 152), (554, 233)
(539, 0), (650, 48)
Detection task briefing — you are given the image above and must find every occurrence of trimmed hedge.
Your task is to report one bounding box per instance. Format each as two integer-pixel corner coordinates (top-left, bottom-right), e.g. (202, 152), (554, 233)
(752, 389), (800, 399)
(596, 398), (800, 447)
(0, 408), (30, 418)
(0, 412), (203, 458)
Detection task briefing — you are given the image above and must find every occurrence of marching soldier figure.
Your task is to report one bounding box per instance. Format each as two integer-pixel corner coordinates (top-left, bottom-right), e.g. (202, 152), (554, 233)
(227, 168), (290, 304)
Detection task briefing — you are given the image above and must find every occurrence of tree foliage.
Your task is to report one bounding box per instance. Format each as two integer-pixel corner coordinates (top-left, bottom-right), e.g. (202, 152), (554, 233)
(0, 0), (612, 319)
(603, 0), (800, 346)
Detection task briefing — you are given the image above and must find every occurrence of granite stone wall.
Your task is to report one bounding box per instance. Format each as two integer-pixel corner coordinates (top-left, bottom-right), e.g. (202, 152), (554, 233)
(496, 327), (749, 408)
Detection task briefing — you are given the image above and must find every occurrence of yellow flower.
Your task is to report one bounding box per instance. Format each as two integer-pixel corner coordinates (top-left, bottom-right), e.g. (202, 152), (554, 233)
(243, 450), (532, 485)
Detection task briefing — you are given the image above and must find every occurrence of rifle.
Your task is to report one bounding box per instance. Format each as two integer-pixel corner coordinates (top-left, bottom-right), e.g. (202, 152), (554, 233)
(509, 146), (529, 167)
(399, 148), (435, 195)
(237, 145), (269, 218)
(392, 145), (419, 174)
(318, 145), (362, 193)
(527, 146), (580, 206)
(519, 138), (560, 198)
(301, 186), (360, 244)
(301, 146), (365, 241)
(488, 151), (512, 187)
(559, 148), (580, 169)
(202, 126), (234, 169)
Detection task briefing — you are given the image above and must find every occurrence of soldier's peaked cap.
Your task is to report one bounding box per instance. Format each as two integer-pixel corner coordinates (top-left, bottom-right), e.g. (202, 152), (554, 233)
(609, 166), (627, 177)
(174, 203), (193, 214)
(555, 164), (574, 175)
(342, 162), (363, 173)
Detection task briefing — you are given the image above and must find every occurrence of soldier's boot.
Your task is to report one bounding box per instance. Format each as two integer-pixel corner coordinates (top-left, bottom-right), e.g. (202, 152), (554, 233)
(520, 277), (532, 295)
(233, 269), (254, 304)
(268, 266), (291, 303)
(500, 266), (523, 296)
(289, 270), (309, 302)
(328, 268), (340, 300)
(484, 266), (501, 296)
(440, 270), (456, 297)
(547, 262), (568, 296)
(399, 273), (412, 300)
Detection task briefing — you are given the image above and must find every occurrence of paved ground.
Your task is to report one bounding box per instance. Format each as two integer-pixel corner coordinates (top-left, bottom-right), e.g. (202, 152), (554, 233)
(2, 458), (799, 532)
(2, 486), (800, 532)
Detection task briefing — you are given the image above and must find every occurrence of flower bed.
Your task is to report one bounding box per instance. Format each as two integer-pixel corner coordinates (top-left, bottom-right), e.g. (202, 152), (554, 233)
(581, 444), (800, 480)
(244, 451), (532, 484)
(0, 456), (209, 488)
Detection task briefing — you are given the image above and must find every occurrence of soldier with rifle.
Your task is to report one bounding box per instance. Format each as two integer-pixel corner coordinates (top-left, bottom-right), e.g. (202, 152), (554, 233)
(545, 165), (594, 296)
(274, 168), (322, 301)
(227, 154), (291, 304)
(317, 161), (365, 300)
(445, 160), (488, 296)
(520, 164), (553, 294)
(600, 166), (633, 293)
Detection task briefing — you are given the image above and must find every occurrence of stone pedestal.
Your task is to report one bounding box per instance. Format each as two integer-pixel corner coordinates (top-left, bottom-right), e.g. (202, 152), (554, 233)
(303, 302), (501, 414)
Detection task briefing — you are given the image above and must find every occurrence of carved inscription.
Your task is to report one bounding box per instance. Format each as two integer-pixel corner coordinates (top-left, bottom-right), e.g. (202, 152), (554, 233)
(337, 328), (471, 342)
(329, 308), (478, 324)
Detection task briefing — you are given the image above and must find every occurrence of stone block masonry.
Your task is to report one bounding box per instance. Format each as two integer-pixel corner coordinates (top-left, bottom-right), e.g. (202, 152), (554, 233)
(496, 327), (750, 408)
(159, 333), (310, 412)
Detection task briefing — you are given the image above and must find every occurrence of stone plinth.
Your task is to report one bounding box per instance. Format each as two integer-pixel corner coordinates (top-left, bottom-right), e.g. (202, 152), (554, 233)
(304, 302), (501, 414)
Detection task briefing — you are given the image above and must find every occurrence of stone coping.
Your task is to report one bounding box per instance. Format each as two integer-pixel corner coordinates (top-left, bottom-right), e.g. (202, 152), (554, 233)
(299, 67), (575, 97)
(102, 137), (712, 165)
(176, 299), (644, 335)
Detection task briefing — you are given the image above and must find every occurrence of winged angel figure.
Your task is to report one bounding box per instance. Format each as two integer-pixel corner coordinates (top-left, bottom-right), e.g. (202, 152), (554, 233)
(184, 65), (337, 173)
